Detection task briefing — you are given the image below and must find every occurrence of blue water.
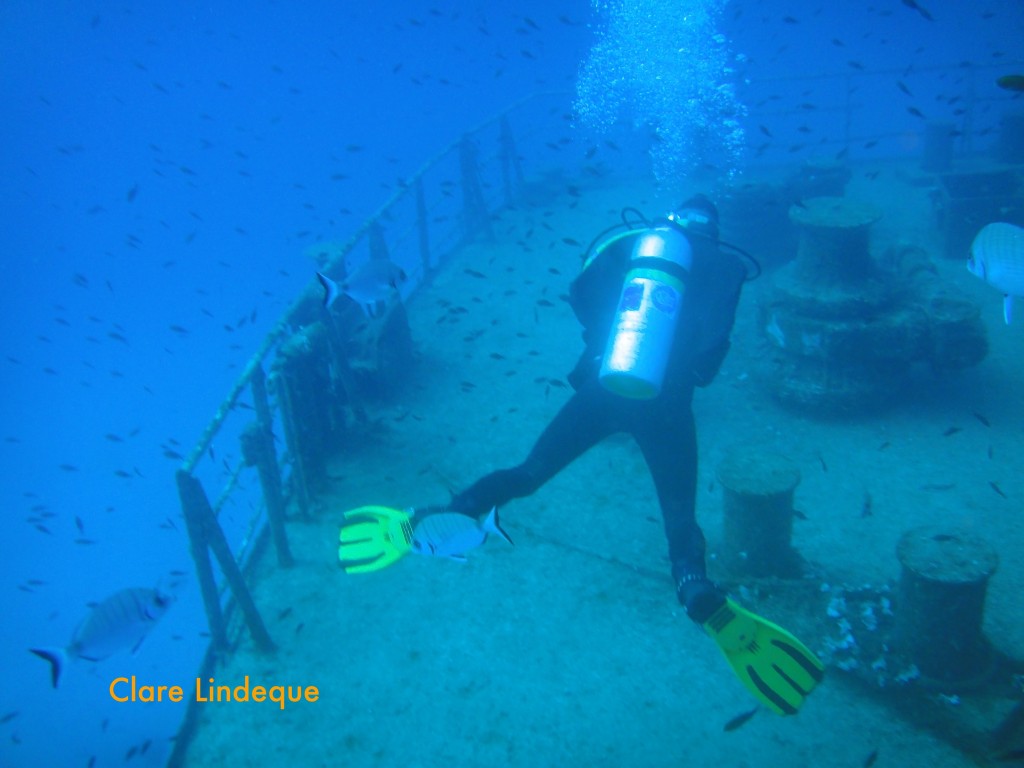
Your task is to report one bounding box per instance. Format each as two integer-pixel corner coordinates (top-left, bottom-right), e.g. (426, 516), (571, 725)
(1, 0), (1021, 765)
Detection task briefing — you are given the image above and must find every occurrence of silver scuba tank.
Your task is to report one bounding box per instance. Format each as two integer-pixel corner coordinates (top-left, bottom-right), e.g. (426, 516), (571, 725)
(598, 226), (693, 399)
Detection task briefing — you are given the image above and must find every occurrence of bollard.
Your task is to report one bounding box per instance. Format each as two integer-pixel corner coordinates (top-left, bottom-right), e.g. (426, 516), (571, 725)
(894, 525), (998, 689)
(994, 112), (1024, 165)
(716, 448), (803, 577)
(789, 196), (882, 286)
(921, 121), (956, 173)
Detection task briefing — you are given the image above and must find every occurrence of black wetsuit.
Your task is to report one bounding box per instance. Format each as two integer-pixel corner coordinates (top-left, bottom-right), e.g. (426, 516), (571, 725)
(447, 221), (747, 610)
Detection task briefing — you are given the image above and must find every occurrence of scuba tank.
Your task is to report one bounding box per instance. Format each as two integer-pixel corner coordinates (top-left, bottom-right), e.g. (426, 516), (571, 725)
(598, 225), (693, 399)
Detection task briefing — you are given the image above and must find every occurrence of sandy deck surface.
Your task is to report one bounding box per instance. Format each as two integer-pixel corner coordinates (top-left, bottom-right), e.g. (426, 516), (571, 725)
(182, 168), (1024, 767)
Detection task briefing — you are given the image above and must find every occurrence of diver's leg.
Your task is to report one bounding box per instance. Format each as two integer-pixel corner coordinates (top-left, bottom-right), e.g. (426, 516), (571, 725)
(633, 402), (722, 620)
(447, 380), (619, 516)
(633, 403), (702, 575)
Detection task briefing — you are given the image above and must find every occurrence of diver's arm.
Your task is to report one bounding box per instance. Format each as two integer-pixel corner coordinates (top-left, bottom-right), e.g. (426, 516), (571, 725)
(686, 252), (746, 387)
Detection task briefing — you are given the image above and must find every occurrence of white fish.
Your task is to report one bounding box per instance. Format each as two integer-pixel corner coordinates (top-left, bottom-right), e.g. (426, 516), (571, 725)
(411, 506), (513, 562)
(967, 222), (1024, 324)
(316, 259), (407, 317)
(765, 311), (786, 348)
(31, 587), (172, 688)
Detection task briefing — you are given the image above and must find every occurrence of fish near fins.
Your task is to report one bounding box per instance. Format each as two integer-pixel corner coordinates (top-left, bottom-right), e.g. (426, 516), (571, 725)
(967, 223), (1024, 325)
(997, 74), (1024, 92)
(481, 506), (514, 546)
(30, 647), (67, 688)
(316, 272), (341, 309)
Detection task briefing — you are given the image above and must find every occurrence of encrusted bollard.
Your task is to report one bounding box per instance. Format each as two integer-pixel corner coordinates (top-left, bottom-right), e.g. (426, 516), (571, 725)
(894, 525), (998, 689)
(921, 121), (956, 173)
(716, 448), (803, 577)
(789, 196), (882, 285)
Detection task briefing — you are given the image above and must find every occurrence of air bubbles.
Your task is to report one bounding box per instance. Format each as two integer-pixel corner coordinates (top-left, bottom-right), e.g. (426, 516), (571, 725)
(574, 0), (747, 183)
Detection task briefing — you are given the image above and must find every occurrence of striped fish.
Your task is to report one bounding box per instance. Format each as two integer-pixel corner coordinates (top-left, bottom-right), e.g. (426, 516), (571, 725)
(31, 587), (172, 688)
(411, 507), (513, 561)
(968, 222), (1024, 324)
(316, 259), (407, 317)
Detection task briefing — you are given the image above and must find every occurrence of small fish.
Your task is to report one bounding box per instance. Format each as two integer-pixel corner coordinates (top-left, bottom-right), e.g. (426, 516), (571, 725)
(815, 450), (828, 472)
(864, 748), (879, 767)
(901, 0), (933, 21)
(723, 706), (759, 731)
(972, 411), (991, 427)
(861, 492), (873, 518)
(996, 74), (1024, 92)
(316, 260), (407, 317)
(920, 482), (955, 491)
(968, 223), (1024, 324)
(990, 481), (1007, 499)
(792, 508), (808, 521)
(942, 426), (962, 437)
(30, 588), (173, 687)
(411, 506), (513, 561)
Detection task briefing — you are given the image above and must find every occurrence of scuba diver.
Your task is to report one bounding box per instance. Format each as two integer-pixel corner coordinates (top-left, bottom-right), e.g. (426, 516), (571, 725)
(337, 195), (824, 716)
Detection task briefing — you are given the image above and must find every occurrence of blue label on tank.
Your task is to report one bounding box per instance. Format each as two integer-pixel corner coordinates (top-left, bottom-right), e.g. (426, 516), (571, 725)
(620, 283), (644, 311)
(651, 284), (679, 313)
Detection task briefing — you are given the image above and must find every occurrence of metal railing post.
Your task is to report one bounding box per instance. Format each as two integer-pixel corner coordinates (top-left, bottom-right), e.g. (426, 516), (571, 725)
(176, 470), (228, 652)
(176, 470), (276, 653)
(499, 115), (524, 207)
(459, 136), (493, 241)
(241, 365), (293, 567)
(416, 177), (431, 275)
